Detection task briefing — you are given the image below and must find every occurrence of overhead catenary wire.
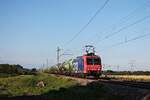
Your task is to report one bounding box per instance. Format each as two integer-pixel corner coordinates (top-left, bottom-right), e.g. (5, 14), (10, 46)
(60, 1), (150, 64)
(99, 32), (150, 52)
(59, 0), (110, 62)
(87, 1), (150, 45)
(107, 1), (150, 31)
(64, 0), (110, 47)
(95, 14), (150, 46)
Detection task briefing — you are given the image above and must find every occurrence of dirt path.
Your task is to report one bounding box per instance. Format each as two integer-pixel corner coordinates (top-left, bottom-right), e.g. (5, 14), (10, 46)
(54, 74), (96, 85)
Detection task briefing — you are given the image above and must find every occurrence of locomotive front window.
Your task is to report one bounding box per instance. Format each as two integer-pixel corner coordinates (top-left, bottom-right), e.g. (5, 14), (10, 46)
(87, 58), (101, 65)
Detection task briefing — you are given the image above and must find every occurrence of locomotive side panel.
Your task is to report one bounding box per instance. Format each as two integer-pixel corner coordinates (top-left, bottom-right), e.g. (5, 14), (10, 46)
(73, 56), (84, 74)
(78, 57), (84, 71)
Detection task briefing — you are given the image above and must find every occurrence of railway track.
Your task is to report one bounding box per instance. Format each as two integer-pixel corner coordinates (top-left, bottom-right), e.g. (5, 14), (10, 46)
(97, 80), (150, 90)
(54, 74), (150, 90)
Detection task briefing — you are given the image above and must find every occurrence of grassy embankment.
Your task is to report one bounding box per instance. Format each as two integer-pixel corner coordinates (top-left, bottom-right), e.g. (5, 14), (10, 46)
(2, 73), (148, 100)
(0, 73), (76, 97)
(0, 73), (17, 78)
(0, 73), (124, 100)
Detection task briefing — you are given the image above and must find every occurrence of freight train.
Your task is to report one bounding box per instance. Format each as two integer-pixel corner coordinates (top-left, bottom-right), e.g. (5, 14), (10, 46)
(59, 45), (102, 78)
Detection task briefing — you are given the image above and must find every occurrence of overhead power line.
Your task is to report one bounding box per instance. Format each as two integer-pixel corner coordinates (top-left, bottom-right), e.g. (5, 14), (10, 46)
(96, 14), (150, 45)
(99, 32), (150, 52)
(59, 0), (110, 63)
(89, 1), (150, 45)
(64, 0), (110, 47)
(108, 1), (150, 31)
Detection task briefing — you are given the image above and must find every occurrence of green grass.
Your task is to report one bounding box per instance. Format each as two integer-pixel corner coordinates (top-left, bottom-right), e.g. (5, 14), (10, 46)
(0, 73), (17, 78)
(0, 73), (76, 97)
(0, 74), (128, 100)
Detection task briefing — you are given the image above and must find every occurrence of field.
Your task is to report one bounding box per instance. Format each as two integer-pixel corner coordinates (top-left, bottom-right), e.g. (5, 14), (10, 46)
(0, 73), (150, 100)
(108, 75), (150, 82)
(0, 73), (76, 97)
(0, 73), (17, 78)
(0, 73), (125, 100)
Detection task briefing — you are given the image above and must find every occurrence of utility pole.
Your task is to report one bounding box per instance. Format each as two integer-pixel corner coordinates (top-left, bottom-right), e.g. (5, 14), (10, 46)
(56, 47), (73, 71)
(57, 47), (61, 66)
(129, 60), (136, 72)
(46, 58), (48, 67)
(42, 63), (45, 72)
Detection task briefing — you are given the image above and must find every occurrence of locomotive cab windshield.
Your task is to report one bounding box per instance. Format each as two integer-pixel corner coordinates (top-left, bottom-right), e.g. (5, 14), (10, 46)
(87, 57), (101, 65)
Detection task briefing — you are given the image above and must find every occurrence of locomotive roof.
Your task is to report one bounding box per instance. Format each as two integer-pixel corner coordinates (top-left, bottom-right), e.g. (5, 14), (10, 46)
(76, 53), (100, 58)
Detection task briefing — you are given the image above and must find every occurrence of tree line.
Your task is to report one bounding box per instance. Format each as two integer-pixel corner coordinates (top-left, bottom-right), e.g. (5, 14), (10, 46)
(0, 64), (37, 75)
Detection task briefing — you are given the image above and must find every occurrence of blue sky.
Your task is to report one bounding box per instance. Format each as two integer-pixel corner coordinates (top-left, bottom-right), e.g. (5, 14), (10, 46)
(0, 0), (150, 70)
